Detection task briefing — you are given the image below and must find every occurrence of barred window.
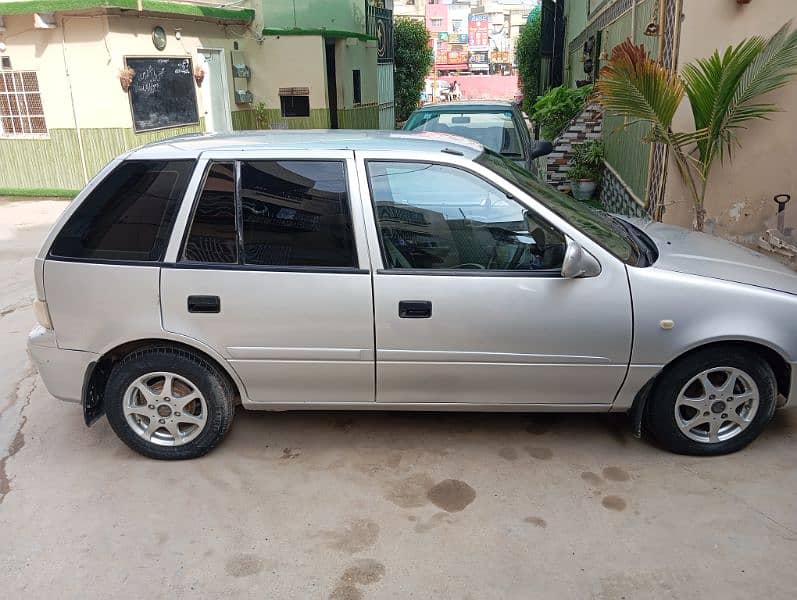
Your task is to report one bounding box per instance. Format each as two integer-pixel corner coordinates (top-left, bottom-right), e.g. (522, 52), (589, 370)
(0, 71), (47, 136)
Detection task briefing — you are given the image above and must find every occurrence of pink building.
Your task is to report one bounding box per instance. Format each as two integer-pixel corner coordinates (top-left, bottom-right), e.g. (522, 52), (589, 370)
(425, 3), (448, 33)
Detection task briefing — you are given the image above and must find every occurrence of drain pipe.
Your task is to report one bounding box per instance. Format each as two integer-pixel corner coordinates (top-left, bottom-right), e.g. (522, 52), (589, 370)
(631, 0), (638, 43)
(60, 17), (89, 184)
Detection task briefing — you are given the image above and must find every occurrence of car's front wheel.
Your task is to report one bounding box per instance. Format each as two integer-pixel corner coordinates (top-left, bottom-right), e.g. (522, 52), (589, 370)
(644, 347), (777, 456)
(105, 346), (235, 460)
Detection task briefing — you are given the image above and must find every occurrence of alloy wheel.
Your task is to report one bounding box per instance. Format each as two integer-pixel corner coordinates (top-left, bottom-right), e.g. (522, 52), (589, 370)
(123, 372), (208, 447)
(674, 367), (759, 444)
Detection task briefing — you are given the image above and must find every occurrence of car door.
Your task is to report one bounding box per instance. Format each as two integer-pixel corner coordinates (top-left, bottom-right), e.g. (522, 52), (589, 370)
(355, 150), (633, 407)
(160, 150), (375, 405)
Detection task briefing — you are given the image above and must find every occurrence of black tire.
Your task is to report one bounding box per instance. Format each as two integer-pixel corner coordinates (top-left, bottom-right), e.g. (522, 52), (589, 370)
(644, 347), (777, 456)
(105, 346), (235, 460)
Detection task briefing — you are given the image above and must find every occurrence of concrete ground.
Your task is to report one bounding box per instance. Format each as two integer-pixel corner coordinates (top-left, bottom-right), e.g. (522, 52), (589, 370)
(0, 198), (796, 599)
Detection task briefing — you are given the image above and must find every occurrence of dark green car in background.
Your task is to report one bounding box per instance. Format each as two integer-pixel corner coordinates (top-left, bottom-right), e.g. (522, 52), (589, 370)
(403, 100), (552, 175)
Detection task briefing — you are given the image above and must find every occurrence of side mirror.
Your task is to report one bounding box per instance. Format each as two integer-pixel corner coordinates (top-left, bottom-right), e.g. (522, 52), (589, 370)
(561, 238), (601, 279)
(530, 140), (554, 159)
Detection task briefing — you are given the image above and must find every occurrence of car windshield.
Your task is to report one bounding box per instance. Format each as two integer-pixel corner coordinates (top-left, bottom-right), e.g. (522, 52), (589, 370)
(476, 149), (643, 265)
(405, 110), (524, 157)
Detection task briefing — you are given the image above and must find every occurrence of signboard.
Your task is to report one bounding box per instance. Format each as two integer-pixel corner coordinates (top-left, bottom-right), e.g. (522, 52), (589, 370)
(437, 32), (448, 42)
(456, 34), (469, 44)
(468, 14), (489, 50)
(125, 57), (198, 132)
(447, 45), (467, 64)
(469, 50), (489, 71)
(491, 50), (510, 64)
(367, 5), (394, 64)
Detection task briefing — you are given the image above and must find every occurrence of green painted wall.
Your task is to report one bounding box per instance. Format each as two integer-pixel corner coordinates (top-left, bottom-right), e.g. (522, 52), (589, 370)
(600, 0), (660, 203)
(232, 108), (332, 130)
(231, 106), (378, 130)
(565, 0), (589, 44)
(337, 105), (379, 129)
(0, 121), (203, 195)
(0, 129), (83, 192)
(261, 0), (366, 35)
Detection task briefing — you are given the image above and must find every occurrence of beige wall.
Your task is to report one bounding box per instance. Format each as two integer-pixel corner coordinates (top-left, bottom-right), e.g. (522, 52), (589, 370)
(107, 15), (237, 127)
(1, 14), (77, 129)
(663, 0), (797, 240)
(255, 36), (328, 108)
(1, 13), (237, 131)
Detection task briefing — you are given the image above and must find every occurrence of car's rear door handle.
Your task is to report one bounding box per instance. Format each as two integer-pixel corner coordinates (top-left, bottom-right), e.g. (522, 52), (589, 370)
(187, 295), (220, 314)
(399, 300), (432, 319)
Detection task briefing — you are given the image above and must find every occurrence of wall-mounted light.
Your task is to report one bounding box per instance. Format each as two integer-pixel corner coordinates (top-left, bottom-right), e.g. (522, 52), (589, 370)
(175, 27), (182, 40)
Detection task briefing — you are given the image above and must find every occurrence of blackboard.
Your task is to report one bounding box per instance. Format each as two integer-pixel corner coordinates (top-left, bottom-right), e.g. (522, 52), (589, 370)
(125, 57), (199, 132)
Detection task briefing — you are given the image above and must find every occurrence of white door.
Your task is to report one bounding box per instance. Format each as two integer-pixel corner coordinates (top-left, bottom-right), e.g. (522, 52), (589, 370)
(198, 49), (231, 133)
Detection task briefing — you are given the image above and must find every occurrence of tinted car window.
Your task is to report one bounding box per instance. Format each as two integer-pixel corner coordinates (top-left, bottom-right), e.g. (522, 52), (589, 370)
(367, 161), (566, 271)
(475, 150), (641, 265)
(182, 162), (237, 264)
(239, 160), (356, 268)
(50, 160), (194, 261)
(404, 110), (524, 157)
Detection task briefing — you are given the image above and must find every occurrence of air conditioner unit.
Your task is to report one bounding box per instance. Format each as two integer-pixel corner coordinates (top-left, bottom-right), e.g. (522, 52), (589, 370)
(234, 89), (253, 104)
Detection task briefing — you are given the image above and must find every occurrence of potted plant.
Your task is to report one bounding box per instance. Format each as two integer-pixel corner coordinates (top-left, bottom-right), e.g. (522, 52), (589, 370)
(119, 66), (135, 92)
(568, 140), (604, 201)
(596, 26), (797, 230)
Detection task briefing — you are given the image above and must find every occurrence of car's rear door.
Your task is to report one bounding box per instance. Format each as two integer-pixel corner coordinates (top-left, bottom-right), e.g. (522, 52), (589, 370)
(160, 150), (375, 405)
(355, 149), (633, 407)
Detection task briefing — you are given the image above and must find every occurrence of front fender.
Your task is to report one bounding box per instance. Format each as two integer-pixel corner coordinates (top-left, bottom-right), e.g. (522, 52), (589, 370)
(628, 267), (797, 367)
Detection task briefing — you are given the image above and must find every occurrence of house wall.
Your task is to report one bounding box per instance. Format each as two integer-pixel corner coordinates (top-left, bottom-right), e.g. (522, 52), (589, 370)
(260, 0), (367, 34)
(662, 0), (797, 239)
(254, 35), (328, 109)
(334, 37), (379, 129)
(565, 0), (589, 45)
(0, 12), (231, 193)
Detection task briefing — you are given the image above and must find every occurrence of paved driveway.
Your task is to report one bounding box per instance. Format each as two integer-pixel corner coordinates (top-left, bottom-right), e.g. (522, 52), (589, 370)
(1, 198), (796, 599)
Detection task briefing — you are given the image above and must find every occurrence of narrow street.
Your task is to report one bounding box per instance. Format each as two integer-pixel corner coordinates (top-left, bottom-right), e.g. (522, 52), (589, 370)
(0, 198), (796, 598)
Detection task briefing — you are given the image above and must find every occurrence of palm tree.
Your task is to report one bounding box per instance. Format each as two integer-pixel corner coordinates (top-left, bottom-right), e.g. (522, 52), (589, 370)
(596, 24), (797, 231)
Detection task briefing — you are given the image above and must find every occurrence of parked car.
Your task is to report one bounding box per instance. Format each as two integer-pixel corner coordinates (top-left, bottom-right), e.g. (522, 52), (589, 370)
(403, 100), (552, 174)
(29, 131), (797, 459)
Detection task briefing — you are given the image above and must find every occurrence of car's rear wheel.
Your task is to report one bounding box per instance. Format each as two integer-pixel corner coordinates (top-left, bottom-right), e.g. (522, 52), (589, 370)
(105, 347), (235, 460)
(644, 347), (777, 456)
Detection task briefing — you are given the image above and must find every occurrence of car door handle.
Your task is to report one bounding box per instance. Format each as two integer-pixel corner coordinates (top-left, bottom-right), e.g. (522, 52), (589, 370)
(187, 295), (220, 313)
(399, 300), (432, 319)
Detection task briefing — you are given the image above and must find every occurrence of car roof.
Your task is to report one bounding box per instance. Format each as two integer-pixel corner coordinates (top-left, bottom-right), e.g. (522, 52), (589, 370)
(128, 129), (485, 160)
(414, 100), (516, 113)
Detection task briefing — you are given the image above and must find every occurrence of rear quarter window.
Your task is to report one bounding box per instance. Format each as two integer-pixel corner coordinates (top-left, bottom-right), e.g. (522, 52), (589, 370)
(49, 159), (195, 262)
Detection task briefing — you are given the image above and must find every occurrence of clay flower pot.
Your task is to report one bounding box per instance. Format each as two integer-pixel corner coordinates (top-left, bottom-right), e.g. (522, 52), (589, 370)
(119, 67), (135, 92)
(194, 66), (205, 87)
(573, 179), (597, 201)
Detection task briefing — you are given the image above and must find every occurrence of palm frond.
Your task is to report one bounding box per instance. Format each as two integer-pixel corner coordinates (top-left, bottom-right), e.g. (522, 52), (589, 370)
(682, 38), (765, 164)
(595, 41), (684, 138)
(682, 22), (797, 167)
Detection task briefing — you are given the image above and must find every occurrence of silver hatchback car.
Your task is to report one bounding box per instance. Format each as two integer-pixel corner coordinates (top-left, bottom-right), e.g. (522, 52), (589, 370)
(28, 131), (797, 459)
